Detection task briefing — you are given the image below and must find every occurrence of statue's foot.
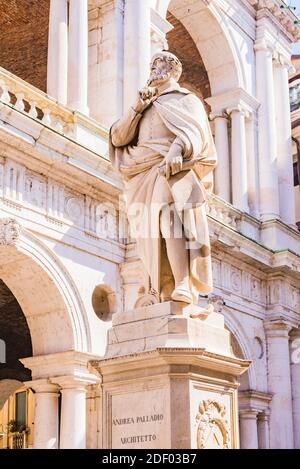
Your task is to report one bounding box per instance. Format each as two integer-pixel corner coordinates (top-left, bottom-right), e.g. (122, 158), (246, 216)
(171, 288), (193, 304)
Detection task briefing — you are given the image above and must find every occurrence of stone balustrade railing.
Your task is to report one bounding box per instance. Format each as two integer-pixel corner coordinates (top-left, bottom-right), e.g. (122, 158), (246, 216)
(207, 193), (242, 230)
(207, 193), (262, 243)
(0, 66), (109, 156)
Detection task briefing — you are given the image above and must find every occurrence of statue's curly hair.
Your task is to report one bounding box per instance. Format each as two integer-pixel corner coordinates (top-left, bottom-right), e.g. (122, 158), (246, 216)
(151, 51), (182, 82)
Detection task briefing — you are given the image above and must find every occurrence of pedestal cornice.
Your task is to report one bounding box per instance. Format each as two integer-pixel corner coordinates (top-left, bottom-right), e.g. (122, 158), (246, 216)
(91, 347), (250, 381)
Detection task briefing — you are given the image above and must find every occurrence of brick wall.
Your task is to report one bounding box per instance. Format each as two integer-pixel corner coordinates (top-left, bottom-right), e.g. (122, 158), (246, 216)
(167, 12), (211, 113)
(0, 280), (32, 382)
(0, 0), (50, 92)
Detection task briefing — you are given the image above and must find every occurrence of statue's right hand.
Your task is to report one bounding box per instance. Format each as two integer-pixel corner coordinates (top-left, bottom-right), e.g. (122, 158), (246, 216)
(133, 87), (157, 114)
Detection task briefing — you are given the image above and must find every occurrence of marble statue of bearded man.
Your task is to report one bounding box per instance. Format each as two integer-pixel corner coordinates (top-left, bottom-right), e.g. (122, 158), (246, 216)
(109, 51), (217, 305)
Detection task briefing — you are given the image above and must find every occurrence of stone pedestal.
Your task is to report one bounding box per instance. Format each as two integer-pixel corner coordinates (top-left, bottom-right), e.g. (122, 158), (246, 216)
(92, 302), (249, 449)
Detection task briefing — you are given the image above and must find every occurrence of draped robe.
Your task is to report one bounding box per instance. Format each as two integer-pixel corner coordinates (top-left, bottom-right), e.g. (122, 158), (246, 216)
(109, 83), (217, 303)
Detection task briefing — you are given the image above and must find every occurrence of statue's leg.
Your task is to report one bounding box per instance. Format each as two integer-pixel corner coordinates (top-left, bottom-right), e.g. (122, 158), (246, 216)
(160, 206), (193, 304)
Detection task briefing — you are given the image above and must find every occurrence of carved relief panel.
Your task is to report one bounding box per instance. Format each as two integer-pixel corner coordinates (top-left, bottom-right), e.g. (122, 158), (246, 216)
(196, 400), (230, 449)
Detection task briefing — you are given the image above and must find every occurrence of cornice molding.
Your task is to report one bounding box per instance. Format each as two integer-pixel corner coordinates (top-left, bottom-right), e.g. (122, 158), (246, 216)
(248, 0), (300, 42)
(206, 87), (260, 114)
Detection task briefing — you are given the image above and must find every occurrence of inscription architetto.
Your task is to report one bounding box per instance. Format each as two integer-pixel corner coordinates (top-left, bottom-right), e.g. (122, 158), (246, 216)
(110, 389), (168, 448)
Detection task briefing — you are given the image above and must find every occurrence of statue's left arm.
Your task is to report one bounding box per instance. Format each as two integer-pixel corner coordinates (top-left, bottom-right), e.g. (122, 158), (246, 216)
(155, 93), (217, 179)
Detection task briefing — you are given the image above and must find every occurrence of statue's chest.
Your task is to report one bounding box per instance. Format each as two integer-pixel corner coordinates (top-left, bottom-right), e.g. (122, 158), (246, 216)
(138, 105), (173, 141)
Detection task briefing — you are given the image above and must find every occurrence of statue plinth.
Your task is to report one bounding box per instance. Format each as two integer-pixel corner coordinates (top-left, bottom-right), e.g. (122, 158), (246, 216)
(106, 301), (231, 358)
(92, 302), (250, 449)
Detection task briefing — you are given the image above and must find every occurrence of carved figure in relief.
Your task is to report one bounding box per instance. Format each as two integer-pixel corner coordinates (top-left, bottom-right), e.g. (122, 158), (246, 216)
(196, 399), (230, 449)
(0, 218), (22, 246)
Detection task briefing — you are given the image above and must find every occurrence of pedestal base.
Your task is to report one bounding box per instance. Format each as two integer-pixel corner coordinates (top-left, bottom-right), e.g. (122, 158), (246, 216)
(106, 301), (232, 358)
(91, 302), (250, 449)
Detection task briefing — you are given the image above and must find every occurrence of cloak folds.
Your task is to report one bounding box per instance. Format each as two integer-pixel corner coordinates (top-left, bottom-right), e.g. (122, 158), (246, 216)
(109, 86), (217, 302)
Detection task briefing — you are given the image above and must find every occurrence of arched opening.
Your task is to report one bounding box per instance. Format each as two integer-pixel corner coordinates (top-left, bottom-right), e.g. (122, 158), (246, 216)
(0, 218), (91, 356)
(0, 280), (33, 449)
(226, 317), (271, 449)
(230, 332), (250, 391)
(160, 0), (241, 96)
(0, 382), (35, 449)
(166, 11), (211, 114)
(0, 0), (50, 92)
(0, 218), (92, 449)
(0, 280), (32, 384)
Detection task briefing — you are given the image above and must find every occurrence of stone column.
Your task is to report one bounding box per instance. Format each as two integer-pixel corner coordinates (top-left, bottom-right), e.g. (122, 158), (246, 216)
(56, 376), (88, 449)
(246, 112), (260, 218)
(239, 410), (259, 449)
(274, 60), (296, 227)
(68, 0), (89, 115)
(254, 40), (280, 221)
(123, 0), (152, 110)
(290, 328), (300, 448)
(227, 106), (249, 212)
(47, 0), (68, 104)
(211, 113), (231, 202)
(27, 380), (60, 449)
(265, 320), (294, 448)
(257, 411), (270, 449)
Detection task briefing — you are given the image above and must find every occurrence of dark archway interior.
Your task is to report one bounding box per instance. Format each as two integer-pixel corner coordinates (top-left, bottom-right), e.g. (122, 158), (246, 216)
(166, 11), (211, 114)
(0, 0), (50, 91)
(0, 280), (32, 383)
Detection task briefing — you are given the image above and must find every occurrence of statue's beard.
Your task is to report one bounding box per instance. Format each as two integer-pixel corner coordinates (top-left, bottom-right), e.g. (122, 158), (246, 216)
(147, 71), (171, 87)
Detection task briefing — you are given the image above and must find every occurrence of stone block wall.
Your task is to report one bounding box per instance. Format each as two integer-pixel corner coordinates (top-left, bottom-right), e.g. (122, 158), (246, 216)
(0, 0), (49, 92)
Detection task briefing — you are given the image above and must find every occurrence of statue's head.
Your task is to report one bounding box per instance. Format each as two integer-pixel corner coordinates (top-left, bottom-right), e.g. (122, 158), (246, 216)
(147, 51), (182, 87)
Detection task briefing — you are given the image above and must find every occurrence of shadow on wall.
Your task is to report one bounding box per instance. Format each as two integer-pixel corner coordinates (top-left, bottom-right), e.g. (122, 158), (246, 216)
(0, 280), (32, 384)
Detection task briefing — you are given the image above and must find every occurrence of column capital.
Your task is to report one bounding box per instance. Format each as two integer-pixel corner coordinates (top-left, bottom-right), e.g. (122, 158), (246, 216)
(206, 87), (260, 115)
(226, 105), (250, 118)
(257, 410), (271, 421)
(209, 111), (228, 122)
(24, 379), (60, 394)
(53, 374), (99, 390)
(239, 389), (273, 413)
(273, 52), (294, 72)
(254, 38), (274, 54)
(290, 327), (300, 340)
(239, 409), (259, 419)
(264, 319), (294, 337)
(21, 351), (102, 380)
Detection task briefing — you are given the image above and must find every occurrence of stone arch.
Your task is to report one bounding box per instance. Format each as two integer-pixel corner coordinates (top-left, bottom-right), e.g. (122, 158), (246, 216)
(0, 278), (32, 384)
(0, 218), (91, 356)
(155, 0), (242, 95)
(0, 379), (22, 411)
(166, 11), (211, 113)
(223, 310), (256, 391)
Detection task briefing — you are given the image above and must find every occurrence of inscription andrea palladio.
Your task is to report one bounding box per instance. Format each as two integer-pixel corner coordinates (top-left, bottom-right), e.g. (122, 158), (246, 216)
(113, 413), (164, 445)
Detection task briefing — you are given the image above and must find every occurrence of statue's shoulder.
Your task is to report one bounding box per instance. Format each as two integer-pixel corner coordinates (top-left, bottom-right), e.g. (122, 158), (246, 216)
(157, 88), (205, 113)
(177, 90), (206, 111)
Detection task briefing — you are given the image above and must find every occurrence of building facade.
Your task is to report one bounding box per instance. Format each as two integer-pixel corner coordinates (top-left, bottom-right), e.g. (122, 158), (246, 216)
(0, 0), (300, 449)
